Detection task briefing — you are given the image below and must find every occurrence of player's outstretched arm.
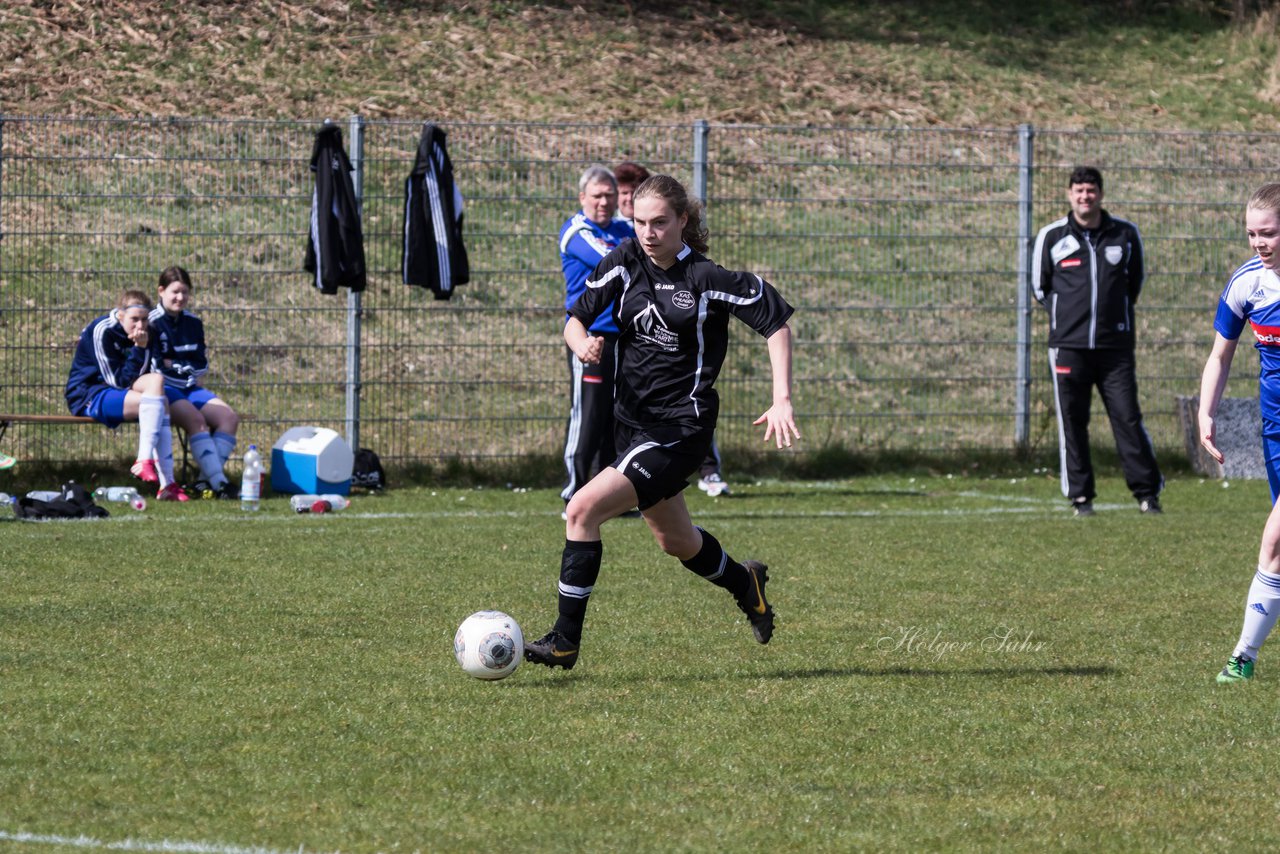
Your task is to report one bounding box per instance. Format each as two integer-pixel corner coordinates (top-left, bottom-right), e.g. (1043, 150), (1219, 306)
(753, 323), (799, 449)
(1198, 332), (1238, 465)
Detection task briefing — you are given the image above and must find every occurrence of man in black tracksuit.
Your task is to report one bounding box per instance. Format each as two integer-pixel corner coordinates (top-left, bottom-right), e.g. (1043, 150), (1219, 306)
(1031, 166), (1163, 517)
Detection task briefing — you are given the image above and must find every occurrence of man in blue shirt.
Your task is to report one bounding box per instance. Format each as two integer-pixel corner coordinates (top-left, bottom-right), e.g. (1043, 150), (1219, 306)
(558, 165), (635, 511)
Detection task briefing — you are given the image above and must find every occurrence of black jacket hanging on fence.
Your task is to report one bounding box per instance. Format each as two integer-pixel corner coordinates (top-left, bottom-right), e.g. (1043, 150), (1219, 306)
(402, 122), (469, 300)
(304, 124), (367, 294)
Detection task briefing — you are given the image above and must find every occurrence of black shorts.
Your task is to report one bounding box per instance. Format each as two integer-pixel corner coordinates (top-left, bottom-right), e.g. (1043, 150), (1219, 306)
(611, 421), (713, 510)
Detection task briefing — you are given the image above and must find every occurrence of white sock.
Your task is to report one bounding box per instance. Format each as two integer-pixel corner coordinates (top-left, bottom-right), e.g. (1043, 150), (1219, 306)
(154, 412), (176, 489)
(136, 394), (165, 462)
(190, 431), (227, 488)
(213, 431), (237, 466)
(1232, 567), (1280, 661)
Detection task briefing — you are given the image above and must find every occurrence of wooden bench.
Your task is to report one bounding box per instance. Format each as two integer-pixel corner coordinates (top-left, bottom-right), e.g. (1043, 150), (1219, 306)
(0, 413), (193, 476)
(0, 413), (98, 442)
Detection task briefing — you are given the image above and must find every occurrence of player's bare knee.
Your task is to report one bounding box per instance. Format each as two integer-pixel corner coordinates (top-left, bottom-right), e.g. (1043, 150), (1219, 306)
(213, 408), (240, 433)
(564, 497), (600, 531)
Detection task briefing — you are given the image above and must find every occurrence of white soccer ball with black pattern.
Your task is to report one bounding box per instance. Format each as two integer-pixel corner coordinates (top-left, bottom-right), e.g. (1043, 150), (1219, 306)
(454, 610), (524, 680)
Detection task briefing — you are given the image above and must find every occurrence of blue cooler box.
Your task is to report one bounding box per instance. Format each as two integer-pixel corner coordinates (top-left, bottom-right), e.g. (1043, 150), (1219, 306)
(270, 426), (354, 495)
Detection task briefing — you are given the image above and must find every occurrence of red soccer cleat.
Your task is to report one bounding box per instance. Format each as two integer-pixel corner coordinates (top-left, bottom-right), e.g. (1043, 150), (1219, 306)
(156, 483), (190, 502)
(130, 459), (159, 484)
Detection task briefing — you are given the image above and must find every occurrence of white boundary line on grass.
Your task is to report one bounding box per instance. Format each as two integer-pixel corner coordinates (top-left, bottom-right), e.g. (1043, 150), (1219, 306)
(167, 490), (1085, 524)
(0, 829), (333, 854)
(220, 504), (1071, 522)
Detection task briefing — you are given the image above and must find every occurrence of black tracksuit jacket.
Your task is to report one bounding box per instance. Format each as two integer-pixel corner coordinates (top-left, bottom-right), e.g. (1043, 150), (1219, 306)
(304, 124), (367, 294)
(1031, 209), (1144, 350)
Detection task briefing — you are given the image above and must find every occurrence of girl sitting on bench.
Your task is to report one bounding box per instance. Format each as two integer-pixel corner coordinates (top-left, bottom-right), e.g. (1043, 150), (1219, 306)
(149, 265), (241, 499)
(65, 289), (188, 501)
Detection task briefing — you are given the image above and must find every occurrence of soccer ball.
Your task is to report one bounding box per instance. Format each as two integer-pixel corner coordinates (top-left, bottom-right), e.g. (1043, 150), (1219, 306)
(454, 610), (523, 680)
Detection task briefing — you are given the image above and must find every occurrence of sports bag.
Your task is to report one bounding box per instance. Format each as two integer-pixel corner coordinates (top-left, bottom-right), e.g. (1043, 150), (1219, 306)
(352, 448), (385, 491)
(14, 481), (110, 520)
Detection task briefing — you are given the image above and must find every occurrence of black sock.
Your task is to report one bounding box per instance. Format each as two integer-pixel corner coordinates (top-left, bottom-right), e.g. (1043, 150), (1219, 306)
(680, 528), (749, 600)
(552, 539), (602, 644)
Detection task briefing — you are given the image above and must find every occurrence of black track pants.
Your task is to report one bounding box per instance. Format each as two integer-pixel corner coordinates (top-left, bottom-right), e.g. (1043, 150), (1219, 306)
(1049, 346), (1163, 503)
(560, 336), (618, 502)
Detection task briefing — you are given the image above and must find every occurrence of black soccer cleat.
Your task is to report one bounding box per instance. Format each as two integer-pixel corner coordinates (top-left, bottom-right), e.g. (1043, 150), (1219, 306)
(737, 560), (774, 644)
(523, 629), (580, 670)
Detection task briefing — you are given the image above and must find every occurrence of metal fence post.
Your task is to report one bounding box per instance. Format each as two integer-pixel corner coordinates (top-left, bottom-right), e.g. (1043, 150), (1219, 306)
(1015, 123), (1035, 449)
(692, 119), (709, 204)
(346, 113), (365, 454)
(0, 117), (5, 263)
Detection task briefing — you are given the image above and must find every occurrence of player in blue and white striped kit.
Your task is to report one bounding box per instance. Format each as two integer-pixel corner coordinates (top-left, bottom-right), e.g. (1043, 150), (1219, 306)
(65, 289), (187, 501)
(149, 266), (241, 499)
(1199, 183), (1280, 683)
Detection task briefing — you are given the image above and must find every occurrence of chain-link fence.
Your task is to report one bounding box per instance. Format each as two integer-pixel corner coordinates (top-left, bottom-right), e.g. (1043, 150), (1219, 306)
(2, 116), (1277, 471)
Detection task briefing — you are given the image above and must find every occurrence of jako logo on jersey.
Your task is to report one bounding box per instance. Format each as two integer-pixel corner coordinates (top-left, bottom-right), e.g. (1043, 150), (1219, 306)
(631, 461), (651, 478)
(1059, 258), (1082, 268)
(1252, 603), (1269, 616)
(672, 291), (695, 310)
(1251, 322), (1280, 346)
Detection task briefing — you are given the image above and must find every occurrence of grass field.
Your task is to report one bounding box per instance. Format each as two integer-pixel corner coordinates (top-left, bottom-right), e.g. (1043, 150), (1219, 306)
(2, 470), (1278, 852)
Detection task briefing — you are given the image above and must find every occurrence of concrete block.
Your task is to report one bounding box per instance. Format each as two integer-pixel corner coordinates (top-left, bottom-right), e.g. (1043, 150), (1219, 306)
(1177, 395), (1264, 479)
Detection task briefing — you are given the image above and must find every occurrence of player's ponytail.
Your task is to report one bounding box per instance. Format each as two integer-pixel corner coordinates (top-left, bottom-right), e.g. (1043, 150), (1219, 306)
(633, 174), (709, 254)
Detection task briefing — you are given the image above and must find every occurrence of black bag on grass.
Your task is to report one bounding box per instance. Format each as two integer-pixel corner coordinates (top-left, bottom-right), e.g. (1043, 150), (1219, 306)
(352, 447), (385, 491)
(14, 481), (110, 520)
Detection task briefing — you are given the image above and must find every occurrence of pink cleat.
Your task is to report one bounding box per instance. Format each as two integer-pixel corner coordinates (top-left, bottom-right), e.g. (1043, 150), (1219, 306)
(130, 459), (159, 484)
(156, 483), (190, 502)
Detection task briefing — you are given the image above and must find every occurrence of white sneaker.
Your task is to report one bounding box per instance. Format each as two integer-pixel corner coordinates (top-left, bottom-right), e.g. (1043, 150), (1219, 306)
(697, 472), (730, 497)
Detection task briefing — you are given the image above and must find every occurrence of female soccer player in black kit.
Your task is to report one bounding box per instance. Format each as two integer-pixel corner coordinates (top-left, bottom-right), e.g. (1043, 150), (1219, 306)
(524, 174), (799, 670)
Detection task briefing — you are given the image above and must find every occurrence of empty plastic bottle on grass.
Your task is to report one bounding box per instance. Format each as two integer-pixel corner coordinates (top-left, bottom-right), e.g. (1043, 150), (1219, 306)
(93, 486), (146, 511)
(26, 490), (61, 501)
(240, 444), (263, 512)
(289, 494), (350, 514)
(0, 492), (15, 514)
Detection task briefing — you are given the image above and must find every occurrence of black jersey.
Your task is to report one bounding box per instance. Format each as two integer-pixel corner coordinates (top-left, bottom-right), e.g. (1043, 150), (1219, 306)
(570, 240), (793, 431)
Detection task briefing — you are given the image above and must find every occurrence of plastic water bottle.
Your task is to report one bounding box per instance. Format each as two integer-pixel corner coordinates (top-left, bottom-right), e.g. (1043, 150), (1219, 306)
(289, 494), (350, 514)
(240, 444), (262, 512)
(93, 485), (146, 511)
(0, 492), (14, 514)
(26, 490), (61, 501)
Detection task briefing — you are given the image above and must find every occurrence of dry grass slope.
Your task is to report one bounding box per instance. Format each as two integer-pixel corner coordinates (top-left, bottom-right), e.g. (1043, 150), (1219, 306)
(2, 0), (1279, 129)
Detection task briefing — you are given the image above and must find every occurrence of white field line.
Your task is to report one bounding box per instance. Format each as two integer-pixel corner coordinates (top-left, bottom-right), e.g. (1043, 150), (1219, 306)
(202, 496), (1076, 523)
(0, 829), (336, 854)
